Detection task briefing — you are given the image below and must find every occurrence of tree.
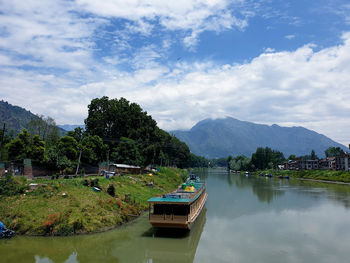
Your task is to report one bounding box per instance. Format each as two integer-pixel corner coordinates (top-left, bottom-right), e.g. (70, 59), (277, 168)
(0, 128), (12, 161)
(186, 153), (208, 168)
(251, 147), (285, 170)
(288, 154), (296, 160)
(85, 97), (191, 167)
(58, 136), (78, 160)
(6, 129), (45, 162)
(29, 135), (46, 161)
(325, 147), (344, 157)
(80, 134), (108, 165)
(310, 149), (318, 160)
(67, 127), (84, 142)
(229, 156), (251, 171)
(111, 137), (143, 166)
(227, 155), (233, 170)
(27, 115), (60, 145)
(85, 96), (157, 142)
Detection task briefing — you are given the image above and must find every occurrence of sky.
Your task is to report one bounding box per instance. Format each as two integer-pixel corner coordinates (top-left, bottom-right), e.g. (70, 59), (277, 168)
(0, 0), (350, 145)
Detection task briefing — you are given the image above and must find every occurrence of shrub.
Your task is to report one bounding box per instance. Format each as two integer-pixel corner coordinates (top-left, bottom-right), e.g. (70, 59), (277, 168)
(0, 174), (28, 196)
(56, 223), (73, 236)
(71, 218), (84, 233)
(107, 184), (115, 196)
(63, 167), (73, 175)
(82, 179), (89, 186)
(42, 213), (59, 235)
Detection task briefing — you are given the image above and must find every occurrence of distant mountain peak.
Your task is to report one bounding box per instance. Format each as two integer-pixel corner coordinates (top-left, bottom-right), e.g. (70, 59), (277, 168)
(172, 117), (347, 158)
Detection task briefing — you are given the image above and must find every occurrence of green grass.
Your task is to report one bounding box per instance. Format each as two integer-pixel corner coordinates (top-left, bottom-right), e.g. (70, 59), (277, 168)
(0, 167), (187, 236)
(254, 169), (350, 183)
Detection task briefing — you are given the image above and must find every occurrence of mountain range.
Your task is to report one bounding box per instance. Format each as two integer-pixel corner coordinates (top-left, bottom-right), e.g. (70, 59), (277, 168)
(2, 101), (347, 159)
(0, 100), (66, 135)
(171, 117), (348, 158)
(57, 124), (85, 131)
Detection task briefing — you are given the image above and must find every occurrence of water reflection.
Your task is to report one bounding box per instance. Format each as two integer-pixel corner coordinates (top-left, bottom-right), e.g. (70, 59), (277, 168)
(142, 208), (206, 263)
(3, 169), (350, 263)
(0, 208), (206, 263)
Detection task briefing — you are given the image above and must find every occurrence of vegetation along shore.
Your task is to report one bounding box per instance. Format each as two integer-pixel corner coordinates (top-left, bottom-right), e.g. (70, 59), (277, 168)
(252, 169), (350, 184)
(0, 167), (187, 236)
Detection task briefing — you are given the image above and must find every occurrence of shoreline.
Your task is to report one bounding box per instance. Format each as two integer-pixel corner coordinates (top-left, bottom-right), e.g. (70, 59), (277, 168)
(296, 177), (350, 185)
(0, 167), (187, 237)
(21, 211), (148, 237)
(251, 169), (350, 185)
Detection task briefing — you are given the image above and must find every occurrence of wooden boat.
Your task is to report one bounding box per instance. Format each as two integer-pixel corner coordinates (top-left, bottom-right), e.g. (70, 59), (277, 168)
(147, 175), (207, 229)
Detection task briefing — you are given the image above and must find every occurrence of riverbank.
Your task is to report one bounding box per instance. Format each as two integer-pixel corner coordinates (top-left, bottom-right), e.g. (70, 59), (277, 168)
(253, 169), (350, 183)
(0, 167), (187, 236)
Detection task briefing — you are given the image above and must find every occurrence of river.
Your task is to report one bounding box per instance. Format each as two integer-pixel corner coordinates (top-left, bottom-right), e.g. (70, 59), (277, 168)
(2, 168), (350, 263)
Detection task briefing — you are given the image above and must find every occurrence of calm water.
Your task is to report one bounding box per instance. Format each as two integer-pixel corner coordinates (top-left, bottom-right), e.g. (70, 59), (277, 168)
(2, 169), (350, 263)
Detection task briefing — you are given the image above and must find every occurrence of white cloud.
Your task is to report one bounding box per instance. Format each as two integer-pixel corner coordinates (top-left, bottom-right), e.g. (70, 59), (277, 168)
(2, 33), (350, 144)
(1, 1), (350, 146)
(285, 34), (295, 40)
(76, 0), (250, 48)
(264, 47), (275, 53)
(72, 33), (350, 145)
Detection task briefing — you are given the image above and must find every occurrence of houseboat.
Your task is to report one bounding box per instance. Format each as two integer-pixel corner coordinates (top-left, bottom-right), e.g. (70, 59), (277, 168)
(148, 174), (207, 229)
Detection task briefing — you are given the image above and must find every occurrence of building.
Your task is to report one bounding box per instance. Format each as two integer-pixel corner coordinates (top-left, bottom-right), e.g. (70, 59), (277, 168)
(284, 160), (300, 170)
(300, 159), (319, 170)
(319, 157), (336, 170)
(335, 153), (350, 171)
(103, 163), (141, 174)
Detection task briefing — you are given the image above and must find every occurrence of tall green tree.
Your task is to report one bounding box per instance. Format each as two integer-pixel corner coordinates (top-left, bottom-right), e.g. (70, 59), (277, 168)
(310, 149), (318, 160)
(80, 134), (108, 165)
(85, 97), (191, 167)
(85, 96), (157, 142)
(251, 147), (285, 170)
(111, 137), (143, 166)
(27, 115), (60, 145)
(58, 136), (78, 160)
(325, 147), (344, 157)
(229, 155), (251, 171)
(6, 129), (45, 162)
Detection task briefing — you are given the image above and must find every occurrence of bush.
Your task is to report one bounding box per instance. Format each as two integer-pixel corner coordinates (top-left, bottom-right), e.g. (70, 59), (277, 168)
(56, 223), (73, 236)
(70, 218), (84, 233)
(0, 174), (28, 196)
(63, 167), (73, 175)
(107, 184), (115, 196)
(82, 179), (89, 186)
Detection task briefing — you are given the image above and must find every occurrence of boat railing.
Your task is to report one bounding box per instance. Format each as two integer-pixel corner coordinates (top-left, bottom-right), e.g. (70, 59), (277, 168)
(149, 214), (188, 222)
(187, 184), (205, 200)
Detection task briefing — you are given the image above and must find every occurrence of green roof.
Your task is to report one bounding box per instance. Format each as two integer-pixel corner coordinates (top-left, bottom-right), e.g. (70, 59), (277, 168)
(148, 182), (205, 204)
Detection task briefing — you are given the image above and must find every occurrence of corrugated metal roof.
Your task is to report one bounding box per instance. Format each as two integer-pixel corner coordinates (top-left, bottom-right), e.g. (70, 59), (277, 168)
(112, 164), (141, 169)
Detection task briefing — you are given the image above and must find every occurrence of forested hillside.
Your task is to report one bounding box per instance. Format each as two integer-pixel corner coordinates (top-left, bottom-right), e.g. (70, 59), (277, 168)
(0, 100), (40, 133)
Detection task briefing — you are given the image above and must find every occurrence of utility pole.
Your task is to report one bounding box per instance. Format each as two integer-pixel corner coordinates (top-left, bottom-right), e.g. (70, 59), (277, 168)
(107, 148), (110, 170)
(75, 132), (83, 176)
(75, 147), (82, 176)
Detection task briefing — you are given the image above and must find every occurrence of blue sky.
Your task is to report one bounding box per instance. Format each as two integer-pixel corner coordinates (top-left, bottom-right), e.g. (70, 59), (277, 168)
(0, 0), (350, 145)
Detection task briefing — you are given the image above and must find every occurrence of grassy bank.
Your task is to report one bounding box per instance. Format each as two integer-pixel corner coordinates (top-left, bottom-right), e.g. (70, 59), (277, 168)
(254, 169), (350, 183)
(0, 167), (187, 236)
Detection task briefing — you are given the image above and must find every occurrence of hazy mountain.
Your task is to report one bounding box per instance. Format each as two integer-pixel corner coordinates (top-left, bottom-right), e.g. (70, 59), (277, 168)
(0, 100), (40, 132)
(58, 124), (85, 131)
(0, 100), (66, 135)
(171, 117), (348, 158)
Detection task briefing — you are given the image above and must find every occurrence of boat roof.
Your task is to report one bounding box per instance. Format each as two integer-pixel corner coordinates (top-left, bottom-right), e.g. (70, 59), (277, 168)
(148, 181), (205, 204)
